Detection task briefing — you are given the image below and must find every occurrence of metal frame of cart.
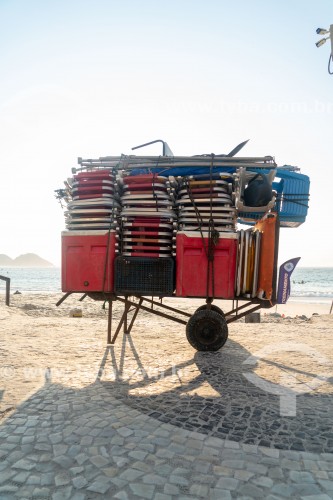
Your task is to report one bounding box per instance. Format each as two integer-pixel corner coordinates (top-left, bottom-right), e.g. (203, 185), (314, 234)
(56, 292), (273, 348)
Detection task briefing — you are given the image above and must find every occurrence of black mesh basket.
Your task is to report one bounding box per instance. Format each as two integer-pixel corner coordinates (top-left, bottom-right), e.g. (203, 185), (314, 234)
(114, 256), (175, 296)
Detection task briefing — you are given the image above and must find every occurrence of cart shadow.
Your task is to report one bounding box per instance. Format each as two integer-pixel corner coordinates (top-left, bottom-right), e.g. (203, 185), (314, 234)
(96, 333), (333, 452)
(0, 334), (332, 455)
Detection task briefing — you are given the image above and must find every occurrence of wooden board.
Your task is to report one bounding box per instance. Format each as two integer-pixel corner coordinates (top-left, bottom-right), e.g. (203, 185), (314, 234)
(242, 231), (249, 294)
(245, 232), (255, 294)
(236, 230), (244, 297)
(252, 231), (261, 298)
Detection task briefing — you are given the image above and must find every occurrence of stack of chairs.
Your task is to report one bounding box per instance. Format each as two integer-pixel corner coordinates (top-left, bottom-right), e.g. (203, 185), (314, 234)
(118, 174), (176, 258)
(175, 173), (237, 233)
(65, 170), (120, 230)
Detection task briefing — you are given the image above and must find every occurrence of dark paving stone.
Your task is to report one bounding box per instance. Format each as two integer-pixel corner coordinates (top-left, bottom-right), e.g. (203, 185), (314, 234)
(105, 344), (333, 452)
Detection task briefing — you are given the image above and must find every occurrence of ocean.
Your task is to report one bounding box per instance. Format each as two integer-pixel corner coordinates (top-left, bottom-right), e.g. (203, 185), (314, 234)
(288, 267), (333, 303)
(0, 267), (332, 303)
(0, 267), (61, 293)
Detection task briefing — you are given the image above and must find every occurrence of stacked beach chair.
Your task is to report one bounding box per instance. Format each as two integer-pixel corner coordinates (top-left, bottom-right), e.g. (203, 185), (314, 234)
(58, 151), (306, 300)
(114, 174), (176, 295)
(175, 173), (237, 233)
(61, 169), (120, 293)
(173, 173), (238, 298)
(117, 174), (175, 258)
(65, 169), (120, 230)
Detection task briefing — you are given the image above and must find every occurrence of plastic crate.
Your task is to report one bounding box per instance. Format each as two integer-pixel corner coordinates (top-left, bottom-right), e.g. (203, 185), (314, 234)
(114, 256), (174, 295)
(175, 231), (238, 299)
(62, 230), (116, 292)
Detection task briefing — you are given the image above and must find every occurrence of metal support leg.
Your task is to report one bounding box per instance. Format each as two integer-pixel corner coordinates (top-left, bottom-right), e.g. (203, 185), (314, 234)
(110, 301), (131, 344)
(107, 300), (113, 344)
(55, 292), (72, 307)
(126, 297), (143, 335)
(124, 296), (128, 334)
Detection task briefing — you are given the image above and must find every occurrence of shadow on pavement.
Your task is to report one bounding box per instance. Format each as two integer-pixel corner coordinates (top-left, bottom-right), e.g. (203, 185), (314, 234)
(95, 333), (333, 452)
(0, 333), (332, 454)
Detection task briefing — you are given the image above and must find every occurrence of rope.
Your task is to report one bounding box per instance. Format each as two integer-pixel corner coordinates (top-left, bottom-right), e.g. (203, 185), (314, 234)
(184, 156), (219, 301)
(102, 168), (117, 300)
(276, 193), (310, 209)
(185, 178), (207, 247)
(206, 154), (219, 301)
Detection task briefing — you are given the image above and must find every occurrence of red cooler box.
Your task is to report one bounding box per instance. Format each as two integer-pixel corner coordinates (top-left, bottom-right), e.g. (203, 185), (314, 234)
(176, 231), (238, 299)
(62, 231), (116, 292)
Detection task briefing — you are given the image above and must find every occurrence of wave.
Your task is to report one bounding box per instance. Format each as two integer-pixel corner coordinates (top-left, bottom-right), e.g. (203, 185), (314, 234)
(291, 290), (333, 298)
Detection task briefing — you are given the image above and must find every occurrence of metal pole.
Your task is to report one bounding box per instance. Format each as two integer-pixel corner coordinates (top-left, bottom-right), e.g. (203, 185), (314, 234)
(56, 292), (72, 307)
(0, 276), (10, 306)
(126, 297), (144, 335)
(107, 300), (112, 344)
(124, 296), (128, 334)
(5, 278), (9, 306)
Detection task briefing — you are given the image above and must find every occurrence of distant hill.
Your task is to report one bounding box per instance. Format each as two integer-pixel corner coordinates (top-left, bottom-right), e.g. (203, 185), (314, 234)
(0, 253), (54, 268)
(0, 254), (14, 266)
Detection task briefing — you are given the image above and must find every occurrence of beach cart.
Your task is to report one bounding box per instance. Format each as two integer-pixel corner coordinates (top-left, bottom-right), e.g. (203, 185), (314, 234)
(56, 141), (309, 351)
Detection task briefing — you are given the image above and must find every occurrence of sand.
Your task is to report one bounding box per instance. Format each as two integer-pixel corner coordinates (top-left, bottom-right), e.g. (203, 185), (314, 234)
(0, 292), (332, 423)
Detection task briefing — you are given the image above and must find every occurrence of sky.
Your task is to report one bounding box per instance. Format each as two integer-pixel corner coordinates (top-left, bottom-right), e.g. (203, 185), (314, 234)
(0, 0), (332, 267)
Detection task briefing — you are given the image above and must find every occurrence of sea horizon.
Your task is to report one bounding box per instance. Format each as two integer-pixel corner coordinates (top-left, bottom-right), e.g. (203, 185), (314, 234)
(0, 266), (332, 303)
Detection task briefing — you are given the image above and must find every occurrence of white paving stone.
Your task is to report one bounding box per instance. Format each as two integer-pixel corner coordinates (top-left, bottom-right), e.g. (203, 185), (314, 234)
(72, 475), (88, 489)
(129, 482), (155, 499)
(0, 324), (333, 500)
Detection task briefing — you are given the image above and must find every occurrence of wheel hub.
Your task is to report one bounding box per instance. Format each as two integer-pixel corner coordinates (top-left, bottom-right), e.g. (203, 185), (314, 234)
(196, 319), (219, 345)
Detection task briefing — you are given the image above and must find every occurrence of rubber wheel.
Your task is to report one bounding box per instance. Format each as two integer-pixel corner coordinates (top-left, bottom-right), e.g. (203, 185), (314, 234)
(195, 304), (224, 316)
(186, 309), (228, 351)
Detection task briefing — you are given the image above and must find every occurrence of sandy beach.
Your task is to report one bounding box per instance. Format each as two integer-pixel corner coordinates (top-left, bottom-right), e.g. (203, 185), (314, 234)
(1, 292), (332, 420)
(0, 292), (333, 498)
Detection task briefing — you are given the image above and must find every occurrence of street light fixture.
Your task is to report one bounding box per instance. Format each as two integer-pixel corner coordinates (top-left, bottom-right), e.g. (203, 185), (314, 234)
(316, 28), (329, 35)
(315, 24), (333, 74)
(316, 37), (328, 48)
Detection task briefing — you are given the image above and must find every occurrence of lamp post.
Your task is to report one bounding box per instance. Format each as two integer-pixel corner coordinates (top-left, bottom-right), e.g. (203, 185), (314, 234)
(315, 25), (333, 75)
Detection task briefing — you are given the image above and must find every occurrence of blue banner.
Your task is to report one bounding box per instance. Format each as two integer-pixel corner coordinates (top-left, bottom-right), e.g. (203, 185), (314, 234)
(277, 257), (301, 304)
